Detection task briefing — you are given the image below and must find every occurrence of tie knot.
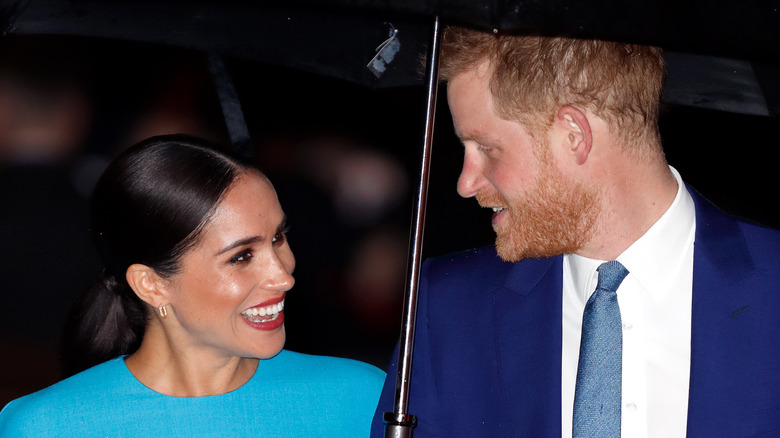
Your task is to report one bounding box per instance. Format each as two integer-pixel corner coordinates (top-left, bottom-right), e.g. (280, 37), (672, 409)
(596, 261), (629, 293)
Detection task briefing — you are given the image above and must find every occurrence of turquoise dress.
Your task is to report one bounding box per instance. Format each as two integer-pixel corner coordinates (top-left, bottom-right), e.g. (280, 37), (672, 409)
(0, 350), (385, 437)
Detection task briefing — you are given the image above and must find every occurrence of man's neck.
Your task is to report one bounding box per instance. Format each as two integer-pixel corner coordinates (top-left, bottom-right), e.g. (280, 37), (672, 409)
(577, 161), (678, 261)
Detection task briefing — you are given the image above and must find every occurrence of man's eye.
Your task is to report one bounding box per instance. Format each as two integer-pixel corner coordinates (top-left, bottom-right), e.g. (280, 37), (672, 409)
(229, 249), (253, 264)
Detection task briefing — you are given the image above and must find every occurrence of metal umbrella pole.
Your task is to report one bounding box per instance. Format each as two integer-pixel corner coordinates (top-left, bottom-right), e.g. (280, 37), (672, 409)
(383, 15), (441, 438)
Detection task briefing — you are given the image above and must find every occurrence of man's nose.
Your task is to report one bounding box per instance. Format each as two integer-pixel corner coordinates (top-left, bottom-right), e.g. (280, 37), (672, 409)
(456, 155), (486, 198)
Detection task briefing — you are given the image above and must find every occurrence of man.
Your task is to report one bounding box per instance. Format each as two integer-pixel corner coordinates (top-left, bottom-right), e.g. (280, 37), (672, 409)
(371, 27), (780, 437)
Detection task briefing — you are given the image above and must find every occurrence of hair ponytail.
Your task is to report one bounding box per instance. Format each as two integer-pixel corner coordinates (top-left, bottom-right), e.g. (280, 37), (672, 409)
(62, 270), (147, 377)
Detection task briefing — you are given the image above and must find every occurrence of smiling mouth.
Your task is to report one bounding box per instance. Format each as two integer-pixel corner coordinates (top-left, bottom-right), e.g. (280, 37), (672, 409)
(241, 299), (284, 324)
(489, 206), (508, 227)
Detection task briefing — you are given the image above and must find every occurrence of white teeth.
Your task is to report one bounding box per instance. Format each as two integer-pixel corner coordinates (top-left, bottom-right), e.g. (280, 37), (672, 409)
(241, 299), (284, 323)
(492, 207), (506, 213)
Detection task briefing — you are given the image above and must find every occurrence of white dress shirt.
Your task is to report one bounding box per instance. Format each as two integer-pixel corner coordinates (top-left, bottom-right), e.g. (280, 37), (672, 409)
(562, 167), (696, 438)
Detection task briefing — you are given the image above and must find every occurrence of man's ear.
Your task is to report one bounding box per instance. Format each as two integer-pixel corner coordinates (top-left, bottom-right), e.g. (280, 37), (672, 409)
(126, 264), (168, 308)
(556, 106), (592, 165)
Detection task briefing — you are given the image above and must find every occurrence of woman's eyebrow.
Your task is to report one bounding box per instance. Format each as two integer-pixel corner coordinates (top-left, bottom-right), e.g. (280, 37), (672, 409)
(216, 236), (262, 256)
(277, 216), (288, 232)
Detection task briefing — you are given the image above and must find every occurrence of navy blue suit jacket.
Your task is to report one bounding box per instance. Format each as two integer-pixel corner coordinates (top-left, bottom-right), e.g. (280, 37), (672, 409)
(371, 189), (780, 437)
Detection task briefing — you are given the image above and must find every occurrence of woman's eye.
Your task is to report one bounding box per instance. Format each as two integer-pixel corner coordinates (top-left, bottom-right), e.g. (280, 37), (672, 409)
(229, 249), (253, 265)
(272, 226), (289, 246)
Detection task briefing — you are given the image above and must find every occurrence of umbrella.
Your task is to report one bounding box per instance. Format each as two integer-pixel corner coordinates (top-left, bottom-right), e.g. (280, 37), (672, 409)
(2, 1), (779, 436)
(3, 0), (779, 115)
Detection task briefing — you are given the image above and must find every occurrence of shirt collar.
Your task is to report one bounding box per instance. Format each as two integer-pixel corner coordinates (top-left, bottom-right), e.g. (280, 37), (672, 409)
(566, 166), (696, 301)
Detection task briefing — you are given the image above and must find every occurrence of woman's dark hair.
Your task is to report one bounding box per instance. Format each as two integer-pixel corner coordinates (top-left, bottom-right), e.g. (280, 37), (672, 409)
(62, 134), (250, 376)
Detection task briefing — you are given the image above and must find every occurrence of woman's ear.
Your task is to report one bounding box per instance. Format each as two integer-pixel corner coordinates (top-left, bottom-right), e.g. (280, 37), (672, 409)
(125, 264), (168, 308)
(556, 106), (592, 165)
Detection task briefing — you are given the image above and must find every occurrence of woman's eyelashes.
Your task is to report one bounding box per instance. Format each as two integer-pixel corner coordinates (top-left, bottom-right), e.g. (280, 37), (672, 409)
(272, 225), (289, 246)
(227, 224), (288, 264)
(229, 248), (253, 265)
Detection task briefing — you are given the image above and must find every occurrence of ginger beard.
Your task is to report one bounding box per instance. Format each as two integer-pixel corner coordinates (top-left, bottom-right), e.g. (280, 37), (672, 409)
(477, 140), (600, 262)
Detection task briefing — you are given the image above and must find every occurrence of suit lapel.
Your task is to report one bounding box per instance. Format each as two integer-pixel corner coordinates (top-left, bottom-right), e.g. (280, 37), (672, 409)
(687, 189), (758, 434)
(493, 256), (563, 437)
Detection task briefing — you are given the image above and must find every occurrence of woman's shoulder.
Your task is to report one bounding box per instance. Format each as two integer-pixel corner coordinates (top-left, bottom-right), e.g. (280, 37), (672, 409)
(250, 350), (384, 432)
(0, 357), (129, 435)
(257, 350), (386, 399)
(267, 349), (386, 382)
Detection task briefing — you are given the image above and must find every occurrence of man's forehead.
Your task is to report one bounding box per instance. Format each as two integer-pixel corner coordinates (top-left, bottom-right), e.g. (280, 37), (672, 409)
(447, 66), (492, 116)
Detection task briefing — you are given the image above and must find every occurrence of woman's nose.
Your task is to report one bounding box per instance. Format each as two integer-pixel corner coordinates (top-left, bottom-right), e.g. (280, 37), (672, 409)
(263, 251), (295, 292)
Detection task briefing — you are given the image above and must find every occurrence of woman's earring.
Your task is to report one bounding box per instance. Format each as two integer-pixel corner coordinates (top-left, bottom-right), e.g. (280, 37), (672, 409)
(158, 304), (168, 319)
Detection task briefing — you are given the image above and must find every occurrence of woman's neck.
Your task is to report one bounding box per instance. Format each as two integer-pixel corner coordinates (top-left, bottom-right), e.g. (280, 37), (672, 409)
(124, 322), (259, 397)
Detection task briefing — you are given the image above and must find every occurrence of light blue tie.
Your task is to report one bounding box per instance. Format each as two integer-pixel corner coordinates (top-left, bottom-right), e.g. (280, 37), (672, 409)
(573, 261), (629, 438)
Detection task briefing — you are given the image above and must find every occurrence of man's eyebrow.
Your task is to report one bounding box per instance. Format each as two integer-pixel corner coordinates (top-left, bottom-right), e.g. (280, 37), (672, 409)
(216, 236), (262, 256)
(459, 129), (497, 145)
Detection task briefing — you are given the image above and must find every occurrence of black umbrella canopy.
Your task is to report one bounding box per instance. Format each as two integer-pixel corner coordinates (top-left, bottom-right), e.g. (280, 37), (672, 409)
(5, 0), (780, 61)
(312, 0), (780, 61)
(1, 0), (429, 88)
(3, 0), (779, 115)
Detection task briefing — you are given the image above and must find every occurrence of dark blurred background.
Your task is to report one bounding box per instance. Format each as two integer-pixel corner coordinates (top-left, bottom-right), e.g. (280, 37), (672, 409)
(1, 34), (778, 406)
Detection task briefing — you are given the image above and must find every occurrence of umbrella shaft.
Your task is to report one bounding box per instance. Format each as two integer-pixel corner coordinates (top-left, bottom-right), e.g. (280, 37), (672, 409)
(386, 15), (441, 436)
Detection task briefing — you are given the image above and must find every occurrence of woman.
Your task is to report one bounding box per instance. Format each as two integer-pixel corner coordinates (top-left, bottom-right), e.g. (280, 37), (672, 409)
(0, 135), (385, 437)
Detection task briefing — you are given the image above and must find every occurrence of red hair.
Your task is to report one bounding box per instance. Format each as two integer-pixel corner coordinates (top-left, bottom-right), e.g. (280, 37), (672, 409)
(440, 27), (665, 150)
